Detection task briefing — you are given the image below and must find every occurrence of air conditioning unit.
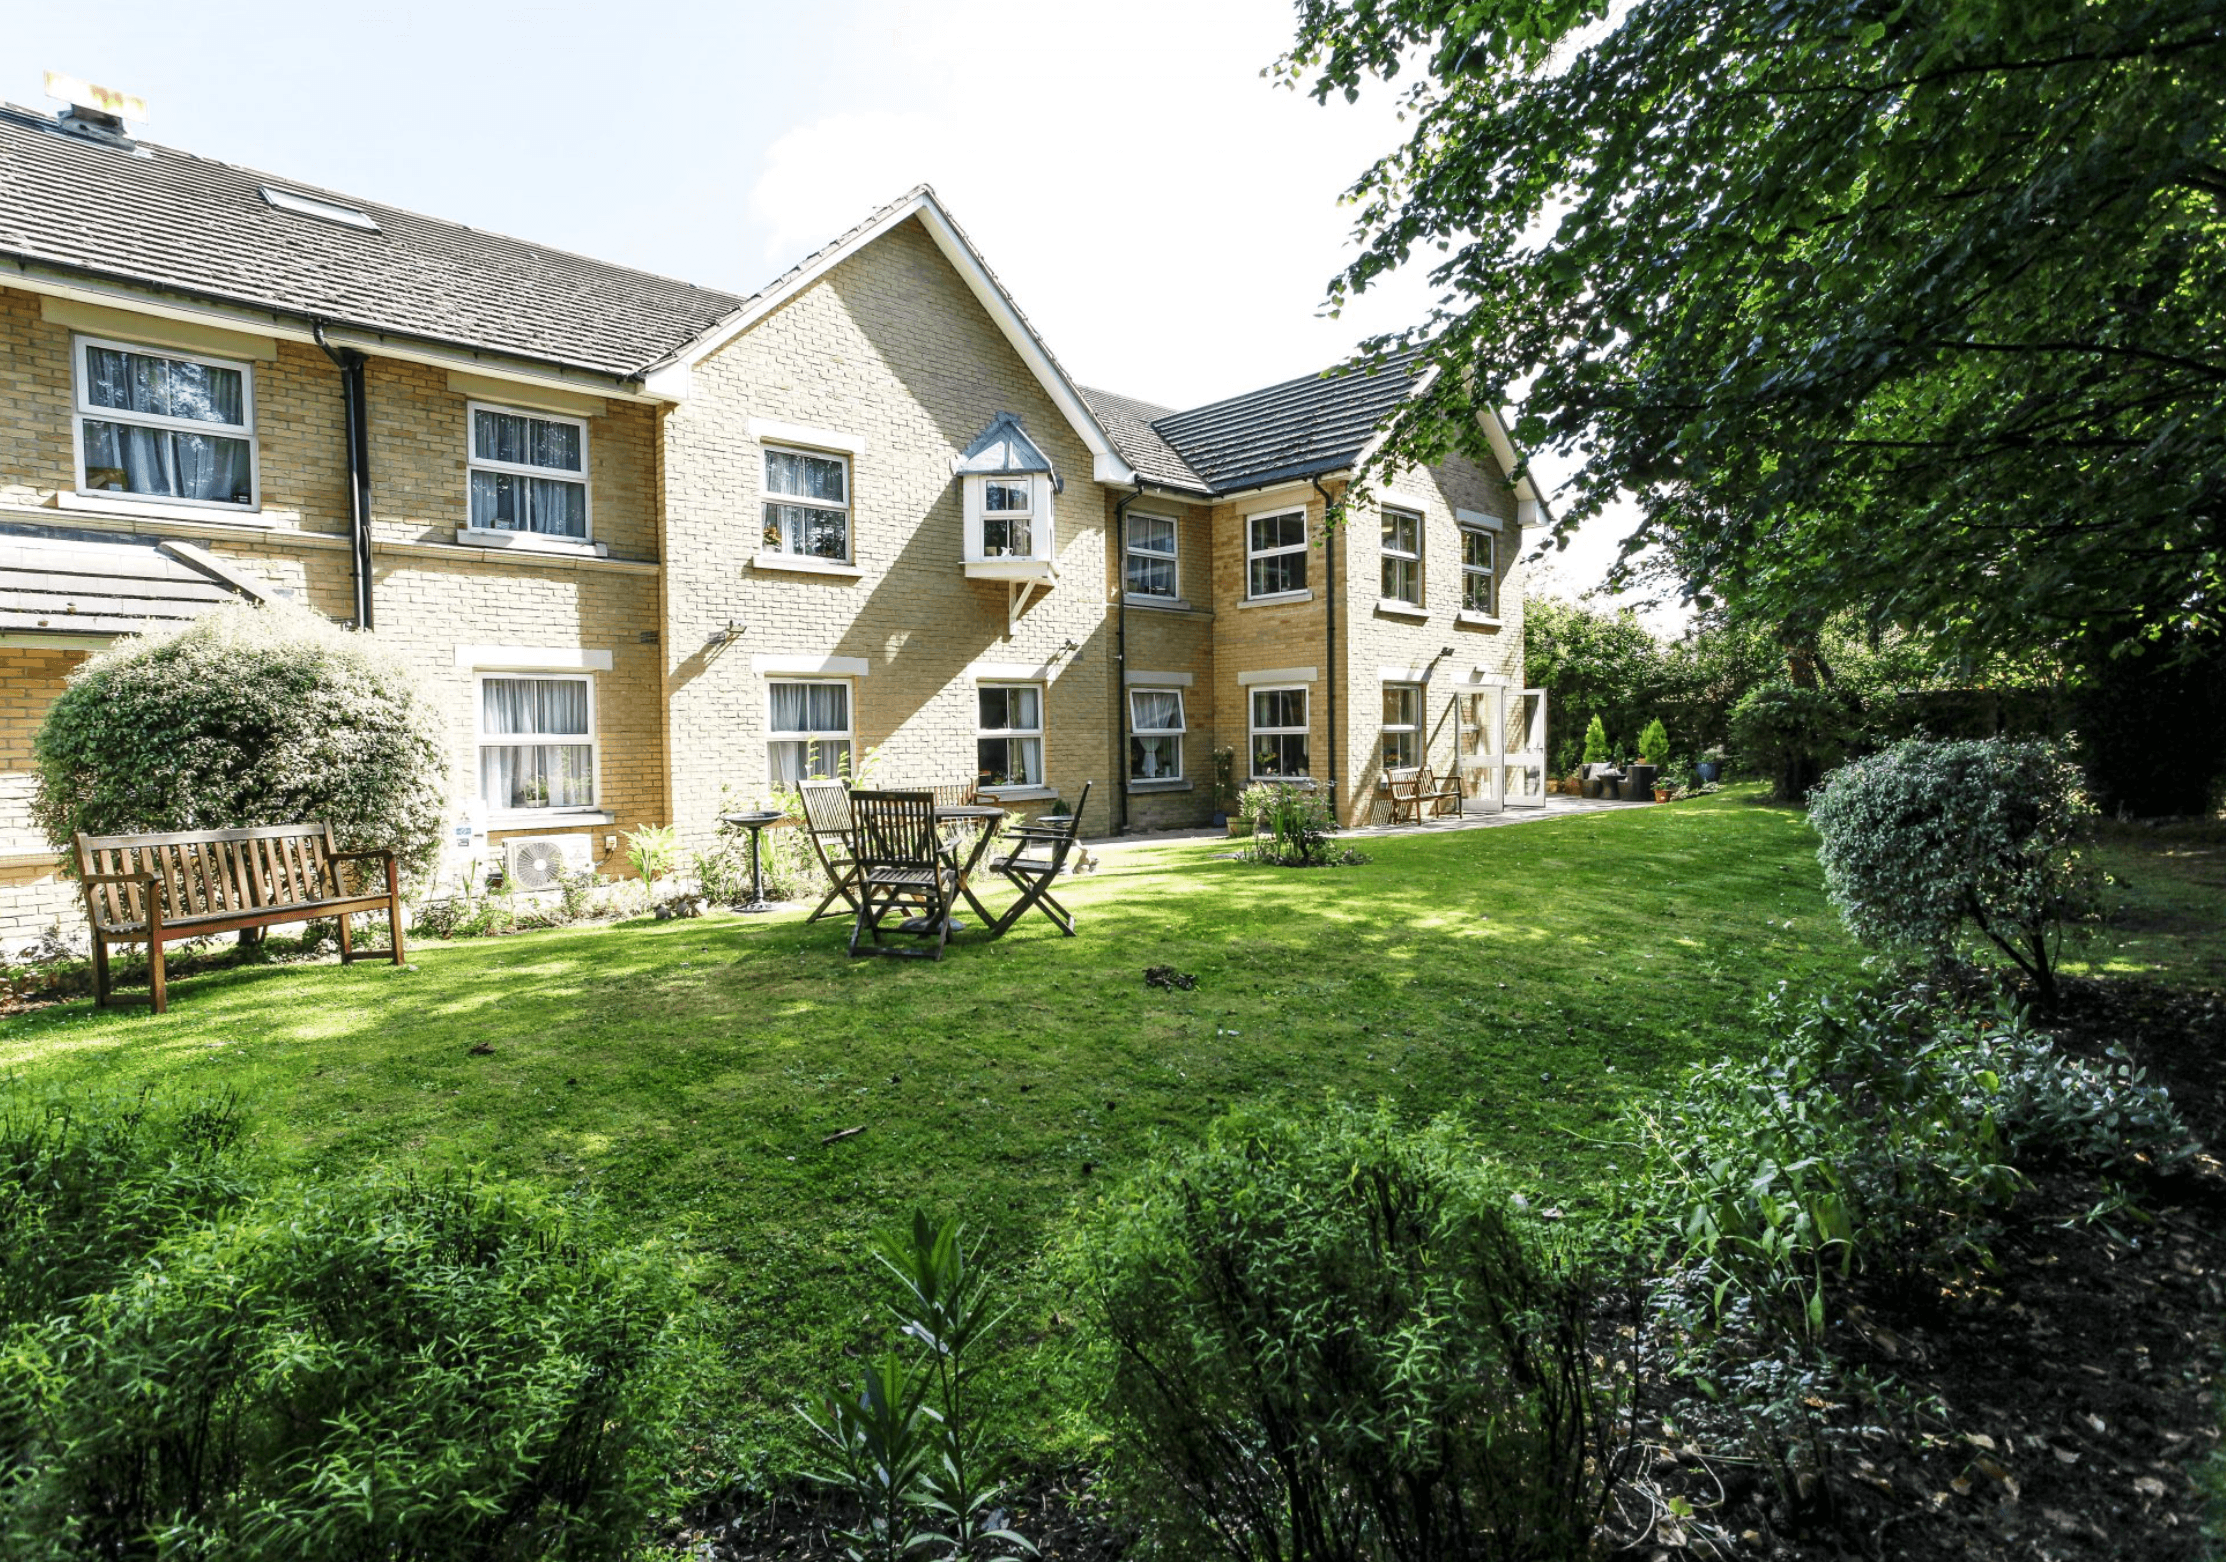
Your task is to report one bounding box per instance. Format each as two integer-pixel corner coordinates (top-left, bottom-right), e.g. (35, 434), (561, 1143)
(503, 834), (592, 892)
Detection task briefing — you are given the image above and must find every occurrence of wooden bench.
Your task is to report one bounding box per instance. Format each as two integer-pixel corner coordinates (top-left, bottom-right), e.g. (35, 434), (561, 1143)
(73, 822), (406, 1013)
(1387, 765), (1464, 823)
(1417, 765), (1463, 817)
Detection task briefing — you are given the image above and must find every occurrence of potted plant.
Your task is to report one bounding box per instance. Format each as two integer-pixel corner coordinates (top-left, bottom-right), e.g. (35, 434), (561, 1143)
(1580, 715), (1611, 797)
(1695, 745), (1724, 785)
(1629, 717), (1669, 800)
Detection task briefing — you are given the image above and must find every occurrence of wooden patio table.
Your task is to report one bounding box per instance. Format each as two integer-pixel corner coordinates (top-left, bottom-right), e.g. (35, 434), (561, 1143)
(913, 801), (1008, 934)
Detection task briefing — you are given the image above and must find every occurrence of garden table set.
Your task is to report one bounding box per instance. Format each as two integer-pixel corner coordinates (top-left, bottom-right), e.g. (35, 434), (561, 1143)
(782, 779), (1093, 960)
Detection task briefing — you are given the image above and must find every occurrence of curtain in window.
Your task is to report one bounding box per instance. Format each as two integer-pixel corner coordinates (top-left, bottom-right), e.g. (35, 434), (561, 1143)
(81, 420), (251, 502)
(470, 472), (587, 536)
(1129, 735), (1178, 778)
(483, 678), (589, 736)
(480, 744), (594, 809)
(1130, 690), (1182, 730)
(769, 739), (853, 784)
(769, 682), (848, 733)
(765, 450), (846, 502)
(86, 347), (243, 424)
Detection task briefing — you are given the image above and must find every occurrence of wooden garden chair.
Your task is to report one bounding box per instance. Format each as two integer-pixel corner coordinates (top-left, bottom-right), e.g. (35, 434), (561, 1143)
(847, 790), (961, 960)
(988, 782), (1093, 938)
(1385, 767), (1428, 824)
(797, 779), (861, 923)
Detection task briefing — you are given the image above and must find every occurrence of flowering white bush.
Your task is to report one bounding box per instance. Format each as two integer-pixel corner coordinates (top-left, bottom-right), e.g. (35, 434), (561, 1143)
(1807, 737), (2098, 1002)
(34, 601), (449, 880)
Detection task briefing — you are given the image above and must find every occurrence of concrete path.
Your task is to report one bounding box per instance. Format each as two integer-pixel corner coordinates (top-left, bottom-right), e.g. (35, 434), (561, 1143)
(1089, 792), (1657, 856)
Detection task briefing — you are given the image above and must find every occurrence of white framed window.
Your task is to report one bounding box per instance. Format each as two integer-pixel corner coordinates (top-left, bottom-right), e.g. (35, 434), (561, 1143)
(1128, 687), (1186, 781)
(1125, 513), (1177, 598)
(468, 403), (590, 538)
(976, 683), (1044, 788)
(767, 679), (853, 784)
(1382, 683), (1422, 769)
(982, 478), (1034, 558)
(73, 335), (257, 510)
(763, 445), (851, 560)
(1246, 510), (1308, 599)
(477, 673), (597, 812)
(1249, 686), (1310, 779)
(1461, 524), (1498, 615)
(1381, 508), (1422, 605)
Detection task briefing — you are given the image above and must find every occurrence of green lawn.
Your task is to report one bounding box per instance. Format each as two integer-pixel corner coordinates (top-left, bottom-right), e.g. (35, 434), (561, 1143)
(1, 786), (2203, 1485)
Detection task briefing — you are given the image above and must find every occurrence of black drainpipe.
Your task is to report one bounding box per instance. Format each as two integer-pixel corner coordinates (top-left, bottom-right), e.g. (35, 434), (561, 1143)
(1312, 473), (1339, 821)
(1112, 477), (1146, 834)
(314, 323), (375, 631)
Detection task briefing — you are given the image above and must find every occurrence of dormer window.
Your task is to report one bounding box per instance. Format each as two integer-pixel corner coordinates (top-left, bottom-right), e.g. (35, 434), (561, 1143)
(955, 413), (1058, 568)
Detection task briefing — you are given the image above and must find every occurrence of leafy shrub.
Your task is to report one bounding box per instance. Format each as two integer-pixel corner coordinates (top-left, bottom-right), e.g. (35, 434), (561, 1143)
(4, 1168), (691, 1561)
(1635, 717), (1670, 765)
(1808, 738), (2099, 1003)
(33, 600), (449, 880)
(1235, 783), (1363, 866)
(1726, 682), (1857, 799)
(1067, 1106), (1619, 1562)
(626, 824), (680, 883)
(1581, 713), (1611, 765)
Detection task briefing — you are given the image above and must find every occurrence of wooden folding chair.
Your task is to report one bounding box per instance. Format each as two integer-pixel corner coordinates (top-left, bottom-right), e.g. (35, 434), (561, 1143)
(798, 779), (862, 923)
(848, 790), (960, 960)
(988, 781), (1093, 938)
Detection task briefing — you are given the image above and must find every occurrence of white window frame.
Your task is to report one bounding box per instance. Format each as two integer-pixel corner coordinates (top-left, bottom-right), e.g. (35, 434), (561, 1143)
(71, 333), (260, 512)
(473, 671), (600, 816)
(1248, 684), (1311, 781)
(1380, 507), (1423, 606)
(975, 681), (1046, 790)
(765, 677), (855, 785)
(1460, 522), (1497, 616)
(1127, 686), (1187, 781)
(1245, 509), (1309, 600)
(762, 443), (853, 562)
(962, 473), (1056, 563)
(1124, 512), (1179, 599)
(465, 400), (593, 541)
(1382, 682), (1423, 770)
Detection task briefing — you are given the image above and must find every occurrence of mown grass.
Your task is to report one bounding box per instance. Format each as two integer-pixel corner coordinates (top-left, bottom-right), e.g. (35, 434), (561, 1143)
(0, 786), (2209, 1486)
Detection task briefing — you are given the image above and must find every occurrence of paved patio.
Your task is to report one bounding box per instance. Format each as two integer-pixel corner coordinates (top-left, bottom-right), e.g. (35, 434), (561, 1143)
(1092, 792), (1659, 855)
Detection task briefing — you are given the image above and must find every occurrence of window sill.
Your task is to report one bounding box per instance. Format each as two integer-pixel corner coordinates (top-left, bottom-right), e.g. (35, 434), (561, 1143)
(485, 809), (615, 831)
(1374, 598), (1429, 619)
(59, 490), (271, 527)
(1126, 778), (1192, 794)
(1125, 594), (1192, 612)
(978, 785), (1059, 803)
(1247, 776), (1317, 790)
(455, 527), (608, 558)
(1236, 589), (1314, 610)
(754, 552), (863, 578)
(1455, 610), (1504, 628)
(963, 557), (1057, 584)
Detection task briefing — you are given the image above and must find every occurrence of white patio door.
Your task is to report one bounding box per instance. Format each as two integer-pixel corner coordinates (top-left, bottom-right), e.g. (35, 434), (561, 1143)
(1457, 684), (1505, 814)
(1503, 688), (1550, 808)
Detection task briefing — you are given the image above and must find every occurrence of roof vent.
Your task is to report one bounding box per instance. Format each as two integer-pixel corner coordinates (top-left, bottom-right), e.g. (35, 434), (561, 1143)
(43, 70), (144, 151)
(260, 186), (380, 233)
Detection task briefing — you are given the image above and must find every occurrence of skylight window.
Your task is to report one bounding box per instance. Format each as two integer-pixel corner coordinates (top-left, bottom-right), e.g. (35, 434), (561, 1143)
(259, 185), (379, 232)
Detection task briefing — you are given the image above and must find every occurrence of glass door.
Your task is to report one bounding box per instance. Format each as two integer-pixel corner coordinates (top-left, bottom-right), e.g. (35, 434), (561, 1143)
(1457, 684), (1505, 814)
(1503, 688), (1549, 808)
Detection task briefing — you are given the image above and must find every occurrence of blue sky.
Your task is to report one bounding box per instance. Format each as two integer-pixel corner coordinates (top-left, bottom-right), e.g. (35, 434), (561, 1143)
(6, 0), (1668, 620)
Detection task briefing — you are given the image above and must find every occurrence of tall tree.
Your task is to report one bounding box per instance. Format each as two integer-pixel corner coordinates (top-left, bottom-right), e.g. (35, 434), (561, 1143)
(1281, 0), (2225, 666)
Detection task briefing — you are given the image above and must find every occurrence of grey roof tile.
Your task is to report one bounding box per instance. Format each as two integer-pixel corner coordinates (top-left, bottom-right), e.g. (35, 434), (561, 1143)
(1076, 387), (1209, 494)
(0, 107), (745, 379)
(1147, 350), (1426, 494)
(0, 523), (248, 637)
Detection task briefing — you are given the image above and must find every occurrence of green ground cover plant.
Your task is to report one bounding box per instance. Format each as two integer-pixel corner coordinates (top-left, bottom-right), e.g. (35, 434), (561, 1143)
(0, 788), (2210, 1495)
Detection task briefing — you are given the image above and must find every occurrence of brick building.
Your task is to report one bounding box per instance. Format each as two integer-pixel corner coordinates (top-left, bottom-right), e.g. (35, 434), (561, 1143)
(0, 100), (1547, 948)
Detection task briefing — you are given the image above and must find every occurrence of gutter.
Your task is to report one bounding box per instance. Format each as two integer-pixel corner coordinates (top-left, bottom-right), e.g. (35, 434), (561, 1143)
(313, 322), (376, 631)
(1312, 473), (1340, 822)
(1111, 477), (1147, 834)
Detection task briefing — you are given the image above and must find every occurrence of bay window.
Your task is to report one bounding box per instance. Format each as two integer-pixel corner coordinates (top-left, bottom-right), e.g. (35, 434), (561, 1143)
(75, 337), (256, 509)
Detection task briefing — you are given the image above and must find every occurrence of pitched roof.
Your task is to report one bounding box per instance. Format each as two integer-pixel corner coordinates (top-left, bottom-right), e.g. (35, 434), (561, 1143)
(1145, 351), (1427, 495)
(0, 522), (252, 638)
(1076, 387), (1208, 494)
(0, 106), (745, 380)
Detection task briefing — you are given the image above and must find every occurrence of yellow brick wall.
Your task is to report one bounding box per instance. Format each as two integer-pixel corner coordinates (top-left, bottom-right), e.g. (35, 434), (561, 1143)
(0, 646), (85, 945)
(1209, 486), (1339, 814)
(659, 216), (1116, 845)
(1105, 494), (1219, 830)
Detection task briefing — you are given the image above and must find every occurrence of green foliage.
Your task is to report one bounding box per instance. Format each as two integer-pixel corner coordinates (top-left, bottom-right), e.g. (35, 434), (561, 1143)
(1635, 718), (1670, 766)
(1279, 0), (2226, 662)
(1809, 739), (2100, 1003)
(32, 600), (449, 879)
(1526, 598), (1656, 772)
(803, 1213), (1030, 1562)
(1235, 783), (1362, 866)
(626, 824), (680, 883)
(3, 1145), (691, 1562)
(1066, 1105), (1618, 1562)
(1580, 713), (1610, 766)
(1727, 684), (1858, 801)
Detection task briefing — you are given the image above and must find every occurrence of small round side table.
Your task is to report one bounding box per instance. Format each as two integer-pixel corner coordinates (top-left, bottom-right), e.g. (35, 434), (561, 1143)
(717, 810), (787, 913)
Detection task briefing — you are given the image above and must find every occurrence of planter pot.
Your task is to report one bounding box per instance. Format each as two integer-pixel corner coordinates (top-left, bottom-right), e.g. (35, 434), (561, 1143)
(1211, 811), (1228, 829)
(1628, 763), (1659, 797)
(1227, 817), (1249, 838)
(1654, 786), (1676, 802)
(1695, 760), (1721, 784)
